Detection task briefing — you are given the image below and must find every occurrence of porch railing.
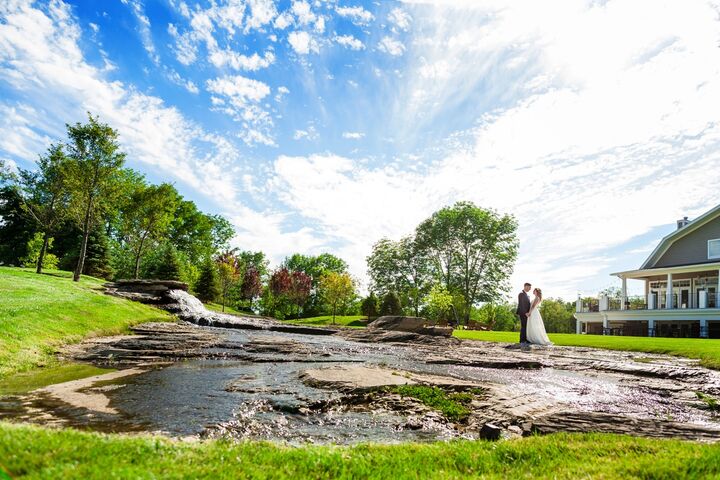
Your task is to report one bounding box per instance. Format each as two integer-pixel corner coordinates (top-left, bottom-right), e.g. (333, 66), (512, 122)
(577, 292), (720, 312)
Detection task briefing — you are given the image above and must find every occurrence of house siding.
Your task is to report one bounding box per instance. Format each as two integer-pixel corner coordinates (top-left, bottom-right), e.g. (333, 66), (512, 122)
(653, 218), (720, 268)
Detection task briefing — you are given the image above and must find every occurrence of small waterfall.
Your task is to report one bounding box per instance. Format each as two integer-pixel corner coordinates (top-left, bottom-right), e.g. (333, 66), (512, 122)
(165, 289), (272, 330)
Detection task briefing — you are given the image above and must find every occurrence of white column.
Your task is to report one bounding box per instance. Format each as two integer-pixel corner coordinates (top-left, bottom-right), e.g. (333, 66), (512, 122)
(602, 315), (609, 334)
(666, 273), (673, 309)
(648, 319), (655, 337)
(576, 319), (582, 334)
(576, 296), (582, 313)
(621, 277), (627, 310)
(700, 319), (708, 338)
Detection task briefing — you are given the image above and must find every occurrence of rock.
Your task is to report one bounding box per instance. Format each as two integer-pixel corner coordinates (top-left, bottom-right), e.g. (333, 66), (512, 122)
(479, 422), (503, 440)
(368, 316), (453, 337)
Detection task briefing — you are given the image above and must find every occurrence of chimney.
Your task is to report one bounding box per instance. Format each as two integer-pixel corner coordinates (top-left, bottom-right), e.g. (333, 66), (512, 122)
(676, 216), (690, 230)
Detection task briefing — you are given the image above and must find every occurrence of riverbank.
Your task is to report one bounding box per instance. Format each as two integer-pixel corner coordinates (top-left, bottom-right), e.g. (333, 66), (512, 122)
(1, 423), (718, 479)
(0, 267), (169, 378)
(454, 330), (720, 370)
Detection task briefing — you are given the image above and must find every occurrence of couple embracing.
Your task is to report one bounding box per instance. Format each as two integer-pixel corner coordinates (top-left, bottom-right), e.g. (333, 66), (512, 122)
(516, 282), (552, 346)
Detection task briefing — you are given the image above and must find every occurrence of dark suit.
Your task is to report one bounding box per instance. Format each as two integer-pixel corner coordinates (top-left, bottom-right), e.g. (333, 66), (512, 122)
(516, 291), (530, 343)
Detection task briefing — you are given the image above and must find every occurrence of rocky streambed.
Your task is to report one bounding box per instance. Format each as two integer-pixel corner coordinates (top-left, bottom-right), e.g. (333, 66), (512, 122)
(1, 281), (719, 444)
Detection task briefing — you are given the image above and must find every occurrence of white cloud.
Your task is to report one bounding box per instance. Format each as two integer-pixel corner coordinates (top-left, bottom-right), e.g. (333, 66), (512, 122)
(342, 131), (364, 139)
(166, 69), (199, 94)
(291, 1), (315, 25)
(0, 0), (242, 206)
(244, 0), (277, 32)
(293, 125), (319, 140)
(335, 5), (374, 25)
(89, 22), (99, 33)
(378, 36), (405, 56)
(334, 34), (364, 50)
(124, 0), (160, 64)
(388, 7), (411, 30)
(209, 49), (275, 71)
(275, 85), (290, 102)
(288, 30), (319, 55)
(274, 11), (293, 30)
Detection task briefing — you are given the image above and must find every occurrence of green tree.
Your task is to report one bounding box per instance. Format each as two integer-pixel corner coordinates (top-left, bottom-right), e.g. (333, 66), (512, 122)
(416, 201), (518, 324)
(473, 303), (518, 331)
(284, 253), (348, 317)
(360, 292), (379, 319)
(63, 115), (125, 282)
(20, 233), (59, 270)
(367, 236), (432, 316)
(319, 272), (356, 325)
(424, 284), (454, 322)
(216, 250), (241, 312)
(17, 145), (70, 273)
(539, 298), (576, 333)
(0, 185), (36, 266)
(379, 291), (403, 316)
(195, 260), (220, 303)
(121, 183), (178, 278)
(0, 159), (12, 183)
(147, 243), (182, 281)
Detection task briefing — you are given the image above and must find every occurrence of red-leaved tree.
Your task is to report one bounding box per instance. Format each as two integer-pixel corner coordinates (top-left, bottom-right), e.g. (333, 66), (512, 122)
(288, 270), (312, 319)
(240, 266), (262, 304)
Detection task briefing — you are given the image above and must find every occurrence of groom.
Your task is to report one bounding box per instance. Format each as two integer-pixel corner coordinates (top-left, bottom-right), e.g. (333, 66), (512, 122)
(516, 282), (532, 345)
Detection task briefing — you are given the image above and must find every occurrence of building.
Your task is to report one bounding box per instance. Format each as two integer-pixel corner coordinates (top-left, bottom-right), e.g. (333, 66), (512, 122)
(575, 204), (720, 338)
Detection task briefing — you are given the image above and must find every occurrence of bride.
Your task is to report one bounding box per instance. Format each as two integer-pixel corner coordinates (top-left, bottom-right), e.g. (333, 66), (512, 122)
(526, 288), (553, 346)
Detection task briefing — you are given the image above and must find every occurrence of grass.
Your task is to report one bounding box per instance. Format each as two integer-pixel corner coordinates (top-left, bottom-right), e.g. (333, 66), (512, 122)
(0, 267), (169, 378)
(1, 423), (720, 479)
(286, 315), (369, 328)
(388, 385), (476, 422)
(696, 392), (719, 411)
(454, 330), (720, 370)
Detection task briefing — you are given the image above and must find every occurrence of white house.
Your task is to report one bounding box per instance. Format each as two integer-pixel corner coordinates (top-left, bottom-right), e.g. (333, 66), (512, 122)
(575, 203), (720, 338)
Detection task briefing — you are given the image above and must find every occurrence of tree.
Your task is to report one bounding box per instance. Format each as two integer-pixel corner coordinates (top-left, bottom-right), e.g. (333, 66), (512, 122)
(283, 253), (348, 317)
(319, 272), (356, 325)
(416, 201), (518, 324)
(147, 243), (182, 281)
(216, 250), (241, 312)
(379, 291), (403, 316)
(288, 270), (312, 319)
(64, 115), (125, 282)
(367, 236), (432, 317)
(121, 183), (178, 278)
(17, 145), (70, 273)
(360, 293), (379, 319)
(0, 185), (36, 265)
(473, 303), (518, 331)
(0, 159), (12, 183)
(195, 260), (220, 302)
(424, 284), (454, 323)
(539, 298), (576, 333)
(20, 233), (59, 270)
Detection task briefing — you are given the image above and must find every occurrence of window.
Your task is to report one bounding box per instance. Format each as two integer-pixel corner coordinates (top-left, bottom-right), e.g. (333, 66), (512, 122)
(709, 239), (720, 259)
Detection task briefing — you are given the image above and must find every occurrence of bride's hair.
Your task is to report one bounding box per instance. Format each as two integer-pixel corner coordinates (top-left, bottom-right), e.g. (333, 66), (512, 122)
(534, 288), (542, 299)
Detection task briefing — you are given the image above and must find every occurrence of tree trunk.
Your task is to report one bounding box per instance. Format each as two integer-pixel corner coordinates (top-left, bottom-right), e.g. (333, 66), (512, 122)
(133, 235), (147, 279)
(332, 303), (337, 325)
(36, 231), (50, 274)
(74, 200), (93, 282)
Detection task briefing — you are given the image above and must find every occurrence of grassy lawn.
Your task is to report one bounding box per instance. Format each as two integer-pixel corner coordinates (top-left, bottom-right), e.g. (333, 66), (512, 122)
(286, 315), (369, 328)
(1, 423), (719, 479)
(0, 267), (169, 378)
(454, 330), (720, 370)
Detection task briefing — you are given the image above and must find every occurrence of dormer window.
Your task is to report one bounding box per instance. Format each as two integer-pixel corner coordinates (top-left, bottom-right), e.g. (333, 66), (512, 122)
(709, 239), (720, 259)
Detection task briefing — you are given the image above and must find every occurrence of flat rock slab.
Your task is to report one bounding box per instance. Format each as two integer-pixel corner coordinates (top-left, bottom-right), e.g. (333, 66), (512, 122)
(300, 365), (482, 392)
(368, 316), (453, 337)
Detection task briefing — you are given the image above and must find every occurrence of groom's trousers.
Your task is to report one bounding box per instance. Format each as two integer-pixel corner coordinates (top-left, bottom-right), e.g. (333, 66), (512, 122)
(518, 314), (528, 343)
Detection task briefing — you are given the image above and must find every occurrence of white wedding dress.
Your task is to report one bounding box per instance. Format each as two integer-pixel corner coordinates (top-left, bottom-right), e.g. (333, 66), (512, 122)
(526, 301), (552, 346)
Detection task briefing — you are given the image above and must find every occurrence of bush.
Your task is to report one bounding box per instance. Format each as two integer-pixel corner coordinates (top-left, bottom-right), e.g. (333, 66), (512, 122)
(379, 291), (402, 316)
(360, 293), (379, 318)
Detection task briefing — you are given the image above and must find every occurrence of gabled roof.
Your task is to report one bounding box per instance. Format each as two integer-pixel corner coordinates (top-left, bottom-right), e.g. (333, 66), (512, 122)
(641, 203), (720, 269)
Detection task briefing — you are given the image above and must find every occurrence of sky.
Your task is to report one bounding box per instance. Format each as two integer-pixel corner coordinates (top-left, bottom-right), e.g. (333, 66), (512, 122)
(2, 0), (720, 300)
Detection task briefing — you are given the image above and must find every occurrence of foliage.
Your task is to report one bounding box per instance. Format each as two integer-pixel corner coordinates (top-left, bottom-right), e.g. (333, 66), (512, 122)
(472, 303), (518, 331)
(696, 392), (719, 411)
(195, 260), (220, 303)
(58, 226), (113, 280)
(20, 233), (59, 270)
(0, 186), (35, 265)
(379, 291), (403, 316)
(215, 250), (241, 312)
(388, 385), (476, 422)
(539, 298), (576, 333)
(360, 292), (379, 318)
(285, 315), (368, 328)
(120, 183), (178, 279)
(415, 201), (518, 323)
(367, 236), (433, 316)
(319, 272), (356, 324)
(63, 115), (126, 281)
(453, 330), (720, 371)
(288, 270), (312, 319)
(17, 144), (70, 273)
(283, 253), (348, 317)
(424, 284), (454, 322)
(0, 267), (168, 377)
(240, 266), (262, 302)
(146, 243), (182, 281)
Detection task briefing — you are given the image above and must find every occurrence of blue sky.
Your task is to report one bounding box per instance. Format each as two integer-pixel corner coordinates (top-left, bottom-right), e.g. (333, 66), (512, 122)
(2, 0), (720, 299)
